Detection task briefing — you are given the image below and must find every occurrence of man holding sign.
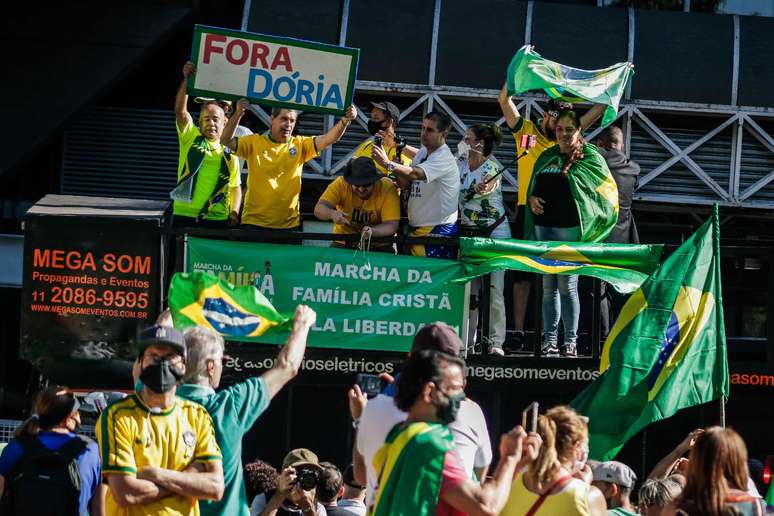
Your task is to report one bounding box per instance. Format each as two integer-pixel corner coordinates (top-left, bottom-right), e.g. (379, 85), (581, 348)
(173, 62), (243, 227)
(222, 100), (357, 232)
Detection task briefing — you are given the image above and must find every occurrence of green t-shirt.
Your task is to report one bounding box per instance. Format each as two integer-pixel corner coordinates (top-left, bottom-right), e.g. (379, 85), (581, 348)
(174, 113), (241, 220)
(177, 378), (270, 516)
(608, 507), (639, 516)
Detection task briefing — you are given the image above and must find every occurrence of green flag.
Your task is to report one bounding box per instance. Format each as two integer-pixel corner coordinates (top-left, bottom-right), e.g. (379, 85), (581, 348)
(456, 237), (663, 294)
(168, 271), (290, 337)
(766, 479), (774, 506)
(506, 45), (634, 126)
(571, 205), (729, 460)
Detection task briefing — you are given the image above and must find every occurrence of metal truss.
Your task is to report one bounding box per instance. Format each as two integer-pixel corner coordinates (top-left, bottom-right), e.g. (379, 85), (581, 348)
(241, 0), (774, 209)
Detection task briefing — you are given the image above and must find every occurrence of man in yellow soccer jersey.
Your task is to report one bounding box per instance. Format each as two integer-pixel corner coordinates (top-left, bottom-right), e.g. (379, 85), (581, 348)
(351, 101), (411, 175)
(497, 83), (605, 353)
(222, 99), (358, 233)
(173, 62), (242, 227)
(314, 157), (400, 252)
(97, 326), (224, 516)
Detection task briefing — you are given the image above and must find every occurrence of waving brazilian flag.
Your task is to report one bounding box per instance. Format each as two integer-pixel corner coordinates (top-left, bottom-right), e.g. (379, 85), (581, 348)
(457, 237), (663, 294)
(571, 206), (728, 460)
(169, 271), (290, 338)
(370, 422), (453, 516)
(506, 45), (634, 127)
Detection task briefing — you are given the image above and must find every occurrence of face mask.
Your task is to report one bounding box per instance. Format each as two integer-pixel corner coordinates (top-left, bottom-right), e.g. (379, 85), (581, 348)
(434, 389), (465, 425)
(573, 441), (589, 473)
(456, 140), (470, 158)
(368, 120), (388, 136)
(140, 359), (183, 394)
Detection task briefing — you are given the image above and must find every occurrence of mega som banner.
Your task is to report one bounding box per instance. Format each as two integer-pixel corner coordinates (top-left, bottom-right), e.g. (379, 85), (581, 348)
(185, 238), (469, 352)
(188, 25), (359, 115)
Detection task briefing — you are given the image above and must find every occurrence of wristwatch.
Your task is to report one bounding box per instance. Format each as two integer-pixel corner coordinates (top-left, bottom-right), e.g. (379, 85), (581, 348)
(352, 418), (360, 429)
(386, 162), (395, 173)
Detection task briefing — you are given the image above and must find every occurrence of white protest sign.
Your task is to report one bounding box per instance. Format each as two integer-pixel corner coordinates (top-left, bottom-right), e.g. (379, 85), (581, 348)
(189, 25), (359, 116)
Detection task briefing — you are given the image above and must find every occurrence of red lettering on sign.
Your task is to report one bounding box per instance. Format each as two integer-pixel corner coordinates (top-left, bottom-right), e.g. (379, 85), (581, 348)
(226, 39), (249, 65)
(250, 43), (270, 68)
(202, 34), (227, 64)
(33, 248), (51, 268)
(272, 47), (293, 72)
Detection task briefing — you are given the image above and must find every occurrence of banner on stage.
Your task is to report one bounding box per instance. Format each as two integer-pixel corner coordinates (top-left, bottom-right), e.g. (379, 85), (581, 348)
(188, 25), (359, 116)
(185, 238), (469, 352)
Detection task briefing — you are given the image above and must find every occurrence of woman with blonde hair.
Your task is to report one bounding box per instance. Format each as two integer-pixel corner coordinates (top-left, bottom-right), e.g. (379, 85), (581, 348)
(500, 405), (607, 515)
(665, 426), (766, 516)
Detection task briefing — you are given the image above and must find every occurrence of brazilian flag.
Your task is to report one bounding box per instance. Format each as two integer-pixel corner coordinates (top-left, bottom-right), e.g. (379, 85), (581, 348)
(457, 237), (663, 294)
(506, 45), (634, 127)
(370, 422), (453, 516)
(571, 205), (728, 460)
(168, 271), (290, 337)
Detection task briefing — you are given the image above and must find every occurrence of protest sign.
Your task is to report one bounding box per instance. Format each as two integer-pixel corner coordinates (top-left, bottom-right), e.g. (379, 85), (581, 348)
(185, 237), (469, 352)
(188, 25), (359, 116)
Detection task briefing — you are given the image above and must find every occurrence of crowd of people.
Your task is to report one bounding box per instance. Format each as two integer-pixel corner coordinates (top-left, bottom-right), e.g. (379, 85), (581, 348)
(169, 61), (642, 358)
(0, 310), (770, 515)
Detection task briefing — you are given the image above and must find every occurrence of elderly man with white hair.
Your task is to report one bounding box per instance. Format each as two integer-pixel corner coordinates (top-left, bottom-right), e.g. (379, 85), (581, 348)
(176, 305), (317, 516)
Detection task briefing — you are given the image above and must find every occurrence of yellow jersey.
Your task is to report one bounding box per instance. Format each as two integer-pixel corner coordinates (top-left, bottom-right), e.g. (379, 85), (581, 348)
(352, 139), (412, 176)
(500, 472), (592, 516)
(238, 133), (318, 229)
(511, 118), (555, 206)
(318, 176), (400, 244)
(97, 394), (222, 516)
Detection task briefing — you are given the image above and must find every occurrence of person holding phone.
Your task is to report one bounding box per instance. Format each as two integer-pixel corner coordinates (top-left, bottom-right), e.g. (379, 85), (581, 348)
(500, 405), (607, 516)
(250, 449), (327, 516)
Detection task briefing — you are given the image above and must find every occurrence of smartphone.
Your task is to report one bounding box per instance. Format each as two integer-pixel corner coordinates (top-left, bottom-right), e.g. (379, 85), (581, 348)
(522, 402), (539, 433)
(356, 373), (385, 398)
(374, 134), (384, 148)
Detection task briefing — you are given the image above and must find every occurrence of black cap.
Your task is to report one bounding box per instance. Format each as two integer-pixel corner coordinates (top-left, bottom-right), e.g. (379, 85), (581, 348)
(344, 157), (383, 186)
(138, 325), (186, 359)
(370, 101), (400, 122)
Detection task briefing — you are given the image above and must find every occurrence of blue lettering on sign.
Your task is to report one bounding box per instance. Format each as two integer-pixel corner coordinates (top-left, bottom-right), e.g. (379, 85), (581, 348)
(246, 69), (344, 110)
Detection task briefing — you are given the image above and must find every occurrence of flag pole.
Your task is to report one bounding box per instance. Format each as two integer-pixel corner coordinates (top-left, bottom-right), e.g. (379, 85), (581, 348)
(713, 204), (727, 429)
(719, 395), (726, 428)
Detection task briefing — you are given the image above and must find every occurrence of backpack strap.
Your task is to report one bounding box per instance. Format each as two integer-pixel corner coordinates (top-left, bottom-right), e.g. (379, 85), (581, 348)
(525, 475), (573, 516)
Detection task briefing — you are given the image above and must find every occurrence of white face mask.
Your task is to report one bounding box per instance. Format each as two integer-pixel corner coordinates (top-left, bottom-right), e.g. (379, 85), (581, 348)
(573, 441), (589, 473)
(456, 140), (470, 158)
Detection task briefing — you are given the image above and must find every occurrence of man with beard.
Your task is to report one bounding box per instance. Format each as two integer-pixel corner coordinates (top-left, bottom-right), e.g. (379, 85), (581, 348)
(498, 84), (605, 354)
(351, 101), (411, 175)
(97, 326), (224, 516)
(314, 157), (400, 252)
(369, 350), (539, 515)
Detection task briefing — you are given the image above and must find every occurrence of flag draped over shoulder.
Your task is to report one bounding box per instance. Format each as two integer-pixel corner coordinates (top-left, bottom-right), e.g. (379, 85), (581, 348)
(457, 237), (663, 294)
(168, 271), (290, 337)
(571, 206), (728, 461)
(370, 422), (453, 516)
(506, 45), (634, 126)
(524, 144), (620, 243)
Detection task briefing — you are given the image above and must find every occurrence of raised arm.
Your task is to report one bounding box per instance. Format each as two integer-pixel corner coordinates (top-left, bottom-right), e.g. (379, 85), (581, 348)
(175, 62), (195, 129)
(649, 429), (704, 479)
(498, 82), (521, 130)
(261, 305), (316, 398)
(222, 98), (249, 152)
(137, 461), (224, 501)
(314, 105), (358, 152)
(371, 146), (426, 182)
(580, 103), (606, 131)
(106, 474), (170, 508)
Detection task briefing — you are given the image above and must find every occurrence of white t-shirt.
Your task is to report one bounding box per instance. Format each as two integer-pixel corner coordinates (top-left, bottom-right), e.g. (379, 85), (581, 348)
(356, 393), (492, 506)
(407, 144), (460, 227)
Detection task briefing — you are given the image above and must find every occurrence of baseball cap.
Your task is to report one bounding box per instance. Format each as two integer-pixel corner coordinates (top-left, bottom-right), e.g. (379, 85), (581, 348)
(344, 157), (383, 186)
(370, 101), (400, 122)
(592, 461), (637, 488)
(137, 325), (186, 359)
(282, 448), (321, 471)
(411, 322), (463, 356)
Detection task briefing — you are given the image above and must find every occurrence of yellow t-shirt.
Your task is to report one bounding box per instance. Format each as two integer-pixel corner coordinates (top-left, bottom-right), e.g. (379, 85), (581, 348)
(352, 139), (412, 175)
(318, 177), (400, 242)
(511, 118), (555, 206)
(238, 133), (318, 228)
(174, 113), (241, 220)
(500, 472), (592, 516)
(97, 394), (222, 516)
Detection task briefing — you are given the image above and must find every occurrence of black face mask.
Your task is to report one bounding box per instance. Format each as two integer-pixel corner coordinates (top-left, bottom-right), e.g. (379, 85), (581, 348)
(140, 359), (183, 394)
(433, 389), (465, 425)
(367, 119), (389, 136)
